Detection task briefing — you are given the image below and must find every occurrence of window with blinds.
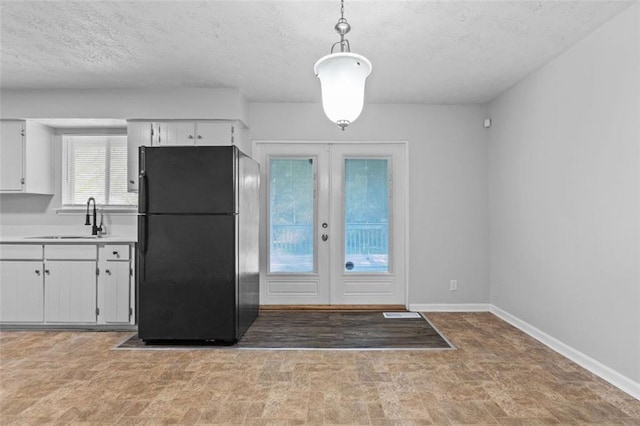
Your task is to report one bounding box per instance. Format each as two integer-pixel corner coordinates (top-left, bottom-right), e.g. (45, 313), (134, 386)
(62, 135), (137, 206)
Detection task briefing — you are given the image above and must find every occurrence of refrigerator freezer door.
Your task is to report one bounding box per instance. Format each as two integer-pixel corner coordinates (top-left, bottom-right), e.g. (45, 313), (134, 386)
(139, 146), (236, 214)
(138, 214), (237, 341)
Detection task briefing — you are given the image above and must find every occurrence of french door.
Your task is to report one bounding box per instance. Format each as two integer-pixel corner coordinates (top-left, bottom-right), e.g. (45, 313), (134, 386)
(255, 142), (407, 305)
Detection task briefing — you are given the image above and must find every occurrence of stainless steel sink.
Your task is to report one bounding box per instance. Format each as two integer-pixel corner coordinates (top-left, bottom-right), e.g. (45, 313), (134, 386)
(26, 235), (100, 240)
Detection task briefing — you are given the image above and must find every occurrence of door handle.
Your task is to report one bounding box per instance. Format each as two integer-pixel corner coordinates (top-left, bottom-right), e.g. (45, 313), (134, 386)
(321, 234), (328, 241)
(139, 147), (148, 213)
(138, 215), (148, 255)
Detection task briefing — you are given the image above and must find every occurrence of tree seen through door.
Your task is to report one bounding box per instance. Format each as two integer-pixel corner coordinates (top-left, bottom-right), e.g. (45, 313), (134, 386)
(344, 158), (389, 273)
(269, 158), (314, 273)
(269, 157), (389, 274)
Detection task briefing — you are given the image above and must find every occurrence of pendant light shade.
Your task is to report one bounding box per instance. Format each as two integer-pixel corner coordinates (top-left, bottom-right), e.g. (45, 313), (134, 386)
(314, 52), (372, 130)
(315, 0), (371, 130)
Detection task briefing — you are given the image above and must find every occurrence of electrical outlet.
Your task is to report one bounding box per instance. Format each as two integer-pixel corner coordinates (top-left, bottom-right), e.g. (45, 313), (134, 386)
(450, 280), (458, 291)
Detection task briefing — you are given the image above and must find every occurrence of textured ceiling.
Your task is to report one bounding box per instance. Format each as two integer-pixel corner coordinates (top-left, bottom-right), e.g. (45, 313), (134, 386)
(0, 0), (633, 104)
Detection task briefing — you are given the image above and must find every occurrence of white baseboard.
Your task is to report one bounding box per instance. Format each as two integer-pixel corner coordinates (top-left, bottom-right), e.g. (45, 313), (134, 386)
(490, 305), (640, 401)
(409, 303), (491, 312)
(409, 302), (639, 400)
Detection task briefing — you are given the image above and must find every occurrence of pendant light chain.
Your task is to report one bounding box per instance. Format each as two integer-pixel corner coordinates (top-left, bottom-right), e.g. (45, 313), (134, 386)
(332, 0), (351, 53)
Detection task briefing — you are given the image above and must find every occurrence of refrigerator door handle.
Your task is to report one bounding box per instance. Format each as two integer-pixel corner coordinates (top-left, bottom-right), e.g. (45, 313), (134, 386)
(139, 173), (148, 213)
(138, 215), (148, 255)
(139, 147), (148, 213)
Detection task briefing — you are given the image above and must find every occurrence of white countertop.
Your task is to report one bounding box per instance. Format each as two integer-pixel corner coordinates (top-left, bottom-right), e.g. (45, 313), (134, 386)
(0, 225), (137, 244)
(0, 235), (137, 244)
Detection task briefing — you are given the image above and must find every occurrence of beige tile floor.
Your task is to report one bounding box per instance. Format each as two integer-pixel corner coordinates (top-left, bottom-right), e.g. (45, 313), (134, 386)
(1, 312), (639, 425)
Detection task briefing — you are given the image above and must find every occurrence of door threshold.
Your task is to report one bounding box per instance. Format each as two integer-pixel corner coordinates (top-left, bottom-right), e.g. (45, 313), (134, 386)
(259, 304), (407, 312)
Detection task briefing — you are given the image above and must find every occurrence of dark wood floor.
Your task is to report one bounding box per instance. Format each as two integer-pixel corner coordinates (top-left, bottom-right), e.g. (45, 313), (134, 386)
(118, 311), (452, 350)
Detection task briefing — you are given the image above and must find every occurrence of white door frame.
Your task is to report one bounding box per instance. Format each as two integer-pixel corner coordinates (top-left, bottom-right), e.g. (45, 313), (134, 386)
(254, 140), (410, 308)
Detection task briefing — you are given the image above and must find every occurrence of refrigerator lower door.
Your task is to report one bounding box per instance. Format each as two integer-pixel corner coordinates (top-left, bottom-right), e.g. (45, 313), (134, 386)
(138, 214), (237, 341)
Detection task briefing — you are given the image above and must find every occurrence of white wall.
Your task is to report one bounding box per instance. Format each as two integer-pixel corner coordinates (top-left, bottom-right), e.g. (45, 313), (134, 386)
(489, 3), (639, 383)
(0, 88), (250, 237)
(0, 128), (138, 236)
(249, 102), (490, 305)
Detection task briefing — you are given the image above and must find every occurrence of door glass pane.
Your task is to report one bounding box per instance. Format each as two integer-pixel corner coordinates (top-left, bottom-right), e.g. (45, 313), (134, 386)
(269, 158), (314, 273)
(344, 159), (389, 273)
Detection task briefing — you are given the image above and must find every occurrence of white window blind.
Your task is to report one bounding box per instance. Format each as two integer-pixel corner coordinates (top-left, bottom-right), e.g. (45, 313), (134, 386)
(63, 135), (137, 206)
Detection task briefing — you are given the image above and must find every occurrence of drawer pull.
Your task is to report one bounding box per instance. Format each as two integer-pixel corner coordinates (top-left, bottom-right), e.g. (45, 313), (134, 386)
(35, 269), (41, 276)
(112, 251), (119, 257)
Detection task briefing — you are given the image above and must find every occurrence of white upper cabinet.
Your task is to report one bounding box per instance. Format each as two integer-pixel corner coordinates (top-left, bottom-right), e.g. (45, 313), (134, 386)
(0, 120), (54, 194)
(127, 120), (240, 192)
(155, 121), (235, 146)
(194, 122), (235, 146)
(158, 122), (194, 145)
(126, 121), (154, 192)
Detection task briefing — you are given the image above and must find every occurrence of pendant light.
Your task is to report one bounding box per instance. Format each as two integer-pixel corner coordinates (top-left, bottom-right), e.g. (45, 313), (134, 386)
(314, 0), (372, 131)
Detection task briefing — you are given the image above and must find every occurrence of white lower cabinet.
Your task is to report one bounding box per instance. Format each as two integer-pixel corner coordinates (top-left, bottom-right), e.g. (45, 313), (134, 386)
(99, 245), (132, 324)
(102, 262), (131, 323)
(44, 244), (97, 323)
(44, 261), (97, 323)
(0, 242), (135, 327)
(0, 261), (44, 322)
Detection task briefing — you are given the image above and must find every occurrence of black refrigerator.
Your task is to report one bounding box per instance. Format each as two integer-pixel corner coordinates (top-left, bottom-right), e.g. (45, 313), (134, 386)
(137, 145), (259, 343)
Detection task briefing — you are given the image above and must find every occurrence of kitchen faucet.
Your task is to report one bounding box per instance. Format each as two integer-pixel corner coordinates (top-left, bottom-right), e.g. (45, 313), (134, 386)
(85, 197), (103, 236)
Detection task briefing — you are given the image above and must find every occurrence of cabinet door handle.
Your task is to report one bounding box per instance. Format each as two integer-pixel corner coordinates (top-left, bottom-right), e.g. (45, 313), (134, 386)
(188, 134), (194, 139)
(197, 135), (203, 139)
(35, 269), (41, 276)
(44, 270), (50, 275)
(105, 269), (111, 275)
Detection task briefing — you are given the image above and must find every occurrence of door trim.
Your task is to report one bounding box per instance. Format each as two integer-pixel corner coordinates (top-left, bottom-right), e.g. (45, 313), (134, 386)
(253, 140), (410, 308)
(260, 304), (407, 311)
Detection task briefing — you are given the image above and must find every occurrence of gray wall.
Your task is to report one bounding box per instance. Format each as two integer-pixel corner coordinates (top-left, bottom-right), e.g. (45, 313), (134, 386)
(0, 88), (251, 237)
(489, 4), (639, 382)
(249, 103), (491, 306)
(0, 128), (137, 236)
(0, 93), (491, 307)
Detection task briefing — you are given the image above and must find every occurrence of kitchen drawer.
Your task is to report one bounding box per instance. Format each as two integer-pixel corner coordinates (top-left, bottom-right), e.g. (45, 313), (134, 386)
(45, 245), (97, 260)
(0, 244), (43, 260)
(103, 245), (130, 261)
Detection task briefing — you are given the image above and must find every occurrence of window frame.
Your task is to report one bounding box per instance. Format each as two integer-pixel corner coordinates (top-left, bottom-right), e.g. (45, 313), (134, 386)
(59, 128), (137, 213)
